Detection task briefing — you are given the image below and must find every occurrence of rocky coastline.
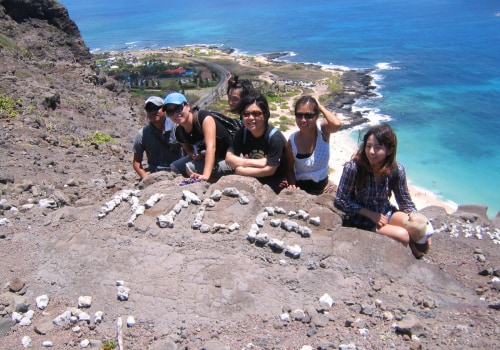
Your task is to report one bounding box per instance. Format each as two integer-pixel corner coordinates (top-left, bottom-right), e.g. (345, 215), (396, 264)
(325, 69), (377, 130)
(261, 52), (377, 130)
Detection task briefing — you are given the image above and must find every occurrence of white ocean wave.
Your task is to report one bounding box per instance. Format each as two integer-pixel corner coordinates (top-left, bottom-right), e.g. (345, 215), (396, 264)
(229, 48), (249, 56)
(320, 63), (352, 71)
(184, 43), (225, 48)
(351, 104), (392, 131)
(375, 62), (400, 70)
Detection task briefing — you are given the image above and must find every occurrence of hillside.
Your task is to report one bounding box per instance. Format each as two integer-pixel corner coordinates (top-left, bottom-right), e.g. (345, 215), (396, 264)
(0, 1), (499, 349)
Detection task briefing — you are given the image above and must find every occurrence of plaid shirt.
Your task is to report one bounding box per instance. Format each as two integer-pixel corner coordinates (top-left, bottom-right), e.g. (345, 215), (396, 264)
(334, 161), (416, 230)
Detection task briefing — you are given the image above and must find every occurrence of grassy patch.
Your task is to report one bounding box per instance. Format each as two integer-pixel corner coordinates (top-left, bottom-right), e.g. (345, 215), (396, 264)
(85, 131), (116, 145)
(0, 33), (18, 50)
(101, 340), (117, 350)
(0, 93), (23, 118)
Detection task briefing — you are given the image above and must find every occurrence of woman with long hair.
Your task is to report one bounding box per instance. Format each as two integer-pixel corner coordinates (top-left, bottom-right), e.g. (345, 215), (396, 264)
(334, 124), (431, 258)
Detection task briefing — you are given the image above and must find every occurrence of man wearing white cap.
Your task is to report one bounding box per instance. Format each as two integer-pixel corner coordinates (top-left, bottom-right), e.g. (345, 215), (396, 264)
(132, 96), (182, 179)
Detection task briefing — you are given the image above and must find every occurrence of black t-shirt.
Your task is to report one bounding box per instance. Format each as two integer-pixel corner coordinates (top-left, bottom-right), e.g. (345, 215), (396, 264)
(231, 124), (287, 190)
(175, 110), (232, 159)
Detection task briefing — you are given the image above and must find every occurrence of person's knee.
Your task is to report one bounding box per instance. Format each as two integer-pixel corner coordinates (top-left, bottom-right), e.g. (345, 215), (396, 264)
(170, 164), (181, 174)
(379, 224), (410, 245)
(396, 228), (410, 245)
(185, 162), (197, 176)
(389, 211), (407, 226)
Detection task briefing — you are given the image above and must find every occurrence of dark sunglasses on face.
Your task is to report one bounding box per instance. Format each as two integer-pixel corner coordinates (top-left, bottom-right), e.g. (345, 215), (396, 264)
(163, 103), (185, 115)
(295, 112), (316, 120)
(241, 110), (264, 118)
(145, 104), (162, 113)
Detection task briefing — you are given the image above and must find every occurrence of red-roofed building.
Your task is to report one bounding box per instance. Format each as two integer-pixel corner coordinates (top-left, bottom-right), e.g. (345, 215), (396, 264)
(165, 68), (186, 75)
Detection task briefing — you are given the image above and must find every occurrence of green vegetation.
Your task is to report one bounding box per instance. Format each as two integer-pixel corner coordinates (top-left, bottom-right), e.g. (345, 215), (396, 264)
(101, 340), (117, 350)
(0, 33), (18, 50)
(265, 93), (285, 104)
(85, 131), (116, 145)
(326, 77), (342, 92)
(277, 115), (295, 131)
(0, 92), (23, 118)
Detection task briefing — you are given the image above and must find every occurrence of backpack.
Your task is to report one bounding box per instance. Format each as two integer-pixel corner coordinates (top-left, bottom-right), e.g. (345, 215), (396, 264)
(194, 109), (242, 140)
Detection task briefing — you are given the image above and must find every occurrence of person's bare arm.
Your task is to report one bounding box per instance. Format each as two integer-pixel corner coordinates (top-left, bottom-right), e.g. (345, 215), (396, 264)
(133, 152), (147, 179)
(225, 150), (267, 169)
(283, 140), (298, 188)
(319, 100), (342, 140)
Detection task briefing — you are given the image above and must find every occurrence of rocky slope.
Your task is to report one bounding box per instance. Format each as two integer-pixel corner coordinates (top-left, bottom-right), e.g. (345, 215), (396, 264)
(1, 1), (499, 349)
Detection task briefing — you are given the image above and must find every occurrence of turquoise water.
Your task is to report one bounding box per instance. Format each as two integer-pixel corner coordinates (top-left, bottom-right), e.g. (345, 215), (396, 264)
(59, 0), (500, 217)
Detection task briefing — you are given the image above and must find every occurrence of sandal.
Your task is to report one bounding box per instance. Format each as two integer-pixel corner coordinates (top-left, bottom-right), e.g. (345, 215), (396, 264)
(409, 240), (429, 259)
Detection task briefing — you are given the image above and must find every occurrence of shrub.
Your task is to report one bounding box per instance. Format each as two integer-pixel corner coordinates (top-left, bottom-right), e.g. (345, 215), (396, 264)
(85, 131), (116, 145)
(0, 33), (17, 50)
(101, 340), (117, 350)
(0, 93), (22, 118)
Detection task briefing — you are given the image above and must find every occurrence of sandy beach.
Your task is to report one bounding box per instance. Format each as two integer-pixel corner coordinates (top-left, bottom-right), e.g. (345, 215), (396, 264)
(120, 46), (457, 214)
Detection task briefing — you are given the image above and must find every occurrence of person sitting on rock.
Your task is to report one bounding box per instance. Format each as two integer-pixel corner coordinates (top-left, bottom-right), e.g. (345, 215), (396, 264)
(132, 96), (182, 179)
(225, 93), (287, 193)
(284, 96), (342, 195)
(164, 92), (233, 182)
(334, 124), (432, 258)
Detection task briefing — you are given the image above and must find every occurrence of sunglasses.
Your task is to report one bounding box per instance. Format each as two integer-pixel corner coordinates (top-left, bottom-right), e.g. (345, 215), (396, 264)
(145, 105), (162, 113)
(163, 103), (185, 116)
(295, 113), (316, 120)
(241, 110), (264, 118)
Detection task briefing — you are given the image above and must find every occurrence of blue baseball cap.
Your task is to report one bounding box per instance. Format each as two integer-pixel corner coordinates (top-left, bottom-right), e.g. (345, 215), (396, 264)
(164, 92), (187, 105)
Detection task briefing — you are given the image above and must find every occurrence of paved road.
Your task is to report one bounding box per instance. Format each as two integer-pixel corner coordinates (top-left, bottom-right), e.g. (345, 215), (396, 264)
(188, 57), (230, 108)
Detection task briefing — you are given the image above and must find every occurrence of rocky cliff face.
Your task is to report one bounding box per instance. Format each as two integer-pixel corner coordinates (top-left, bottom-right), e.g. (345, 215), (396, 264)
(0, 0), (141, 206)
(0, 1), (499, 349)
(1, 0), (91, 63)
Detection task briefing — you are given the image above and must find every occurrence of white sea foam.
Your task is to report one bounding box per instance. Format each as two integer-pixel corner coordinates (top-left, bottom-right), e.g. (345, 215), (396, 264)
(184, 43), (225, 48)
(375, 62), (400, 70)
(230, 48), (249, 56)
(321, 63), (352, 71)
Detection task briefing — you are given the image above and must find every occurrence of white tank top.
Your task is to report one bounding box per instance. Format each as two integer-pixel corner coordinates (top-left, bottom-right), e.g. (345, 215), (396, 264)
(290, 127), (330, 182)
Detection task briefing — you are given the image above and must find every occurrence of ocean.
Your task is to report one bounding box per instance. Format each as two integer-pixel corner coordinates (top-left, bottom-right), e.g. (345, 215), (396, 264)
(59, 0), (500, 217)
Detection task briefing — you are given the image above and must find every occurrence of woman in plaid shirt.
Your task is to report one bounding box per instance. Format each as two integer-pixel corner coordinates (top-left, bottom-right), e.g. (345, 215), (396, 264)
(334, 124), (419, 247)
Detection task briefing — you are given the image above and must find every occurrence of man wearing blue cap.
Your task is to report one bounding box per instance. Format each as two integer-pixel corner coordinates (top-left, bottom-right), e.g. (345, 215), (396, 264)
(132, 96), (182, 179)
(163, 92), (233, 181)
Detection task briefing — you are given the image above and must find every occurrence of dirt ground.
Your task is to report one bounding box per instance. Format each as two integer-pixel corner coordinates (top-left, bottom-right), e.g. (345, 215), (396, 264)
(1, 158), (500, 350)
